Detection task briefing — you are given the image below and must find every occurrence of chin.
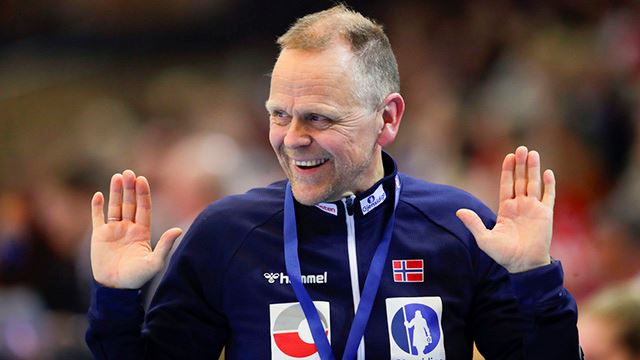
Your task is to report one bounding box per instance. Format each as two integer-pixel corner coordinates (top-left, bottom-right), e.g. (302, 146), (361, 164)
(290, 183), (330, 206)
(291, 190), (322, 206)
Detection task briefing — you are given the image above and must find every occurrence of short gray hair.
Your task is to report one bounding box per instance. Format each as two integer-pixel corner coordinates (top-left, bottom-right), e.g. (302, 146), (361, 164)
(277, 4), (400, 108)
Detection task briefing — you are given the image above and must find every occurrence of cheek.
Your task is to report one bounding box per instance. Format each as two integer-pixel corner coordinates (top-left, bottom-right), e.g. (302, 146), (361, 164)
(323, 137), (369, 167)
(269, 126), (284, 151)
(338, 126), (378, 156)
(317, 133), (351, 159)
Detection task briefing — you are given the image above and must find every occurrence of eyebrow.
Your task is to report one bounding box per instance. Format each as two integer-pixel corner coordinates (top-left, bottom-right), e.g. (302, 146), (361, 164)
(265, 101), (342, 120)
(264, 100), (280, 111)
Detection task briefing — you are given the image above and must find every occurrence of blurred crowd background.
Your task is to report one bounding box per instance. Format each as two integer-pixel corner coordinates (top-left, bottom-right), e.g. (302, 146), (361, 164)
(1, 0), (640, 359)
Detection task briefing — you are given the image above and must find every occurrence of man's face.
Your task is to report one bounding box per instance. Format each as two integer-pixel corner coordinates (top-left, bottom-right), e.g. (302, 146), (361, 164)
(267, 43), (384, 205)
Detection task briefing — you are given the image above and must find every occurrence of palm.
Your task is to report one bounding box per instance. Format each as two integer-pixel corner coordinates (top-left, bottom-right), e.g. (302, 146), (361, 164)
(90, 170), (182, 289)
(92, 221), (155, 289)
(457, 147), (555, 273)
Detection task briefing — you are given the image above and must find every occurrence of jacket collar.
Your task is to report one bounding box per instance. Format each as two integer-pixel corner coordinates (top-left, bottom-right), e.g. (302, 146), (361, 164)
(303, 151), (399, 219)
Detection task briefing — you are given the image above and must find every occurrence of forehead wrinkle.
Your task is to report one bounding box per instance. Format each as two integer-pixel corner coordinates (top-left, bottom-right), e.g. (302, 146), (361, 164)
(270, 74), (357, 109)
(270, 91), (352, 118)
(272, 69), (349, 88)
(268, 95), (342, 119)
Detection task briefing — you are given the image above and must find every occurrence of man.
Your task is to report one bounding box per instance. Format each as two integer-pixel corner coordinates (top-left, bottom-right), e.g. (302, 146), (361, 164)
(86, 5), (581, 359)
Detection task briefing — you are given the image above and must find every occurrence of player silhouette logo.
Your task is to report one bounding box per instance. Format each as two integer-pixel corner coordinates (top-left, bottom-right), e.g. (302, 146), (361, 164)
(404, 310), (432, 355)
(388, 300), (444, 359)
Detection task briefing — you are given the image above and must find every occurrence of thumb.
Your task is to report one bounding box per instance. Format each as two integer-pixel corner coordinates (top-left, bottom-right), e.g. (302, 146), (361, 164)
(153, 227), (183, 263)
(456, 209), (488, 240)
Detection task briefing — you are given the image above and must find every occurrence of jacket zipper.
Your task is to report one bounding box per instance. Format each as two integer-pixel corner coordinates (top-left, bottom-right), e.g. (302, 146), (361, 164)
(343, 195), (365, 360)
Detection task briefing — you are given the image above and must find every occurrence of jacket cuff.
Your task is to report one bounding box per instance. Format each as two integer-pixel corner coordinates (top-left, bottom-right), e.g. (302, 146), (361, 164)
(509, 260), (567, 307)
(88, 281), (142, 321)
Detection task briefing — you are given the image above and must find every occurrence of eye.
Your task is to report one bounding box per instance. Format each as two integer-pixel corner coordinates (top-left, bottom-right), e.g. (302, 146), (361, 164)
(306, 113), (332, 128)
(270, 110), (291, 125)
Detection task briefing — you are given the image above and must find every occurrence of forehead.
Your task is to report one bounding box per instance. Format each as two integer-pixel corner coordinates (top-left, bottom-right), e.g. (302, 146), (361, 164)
(268, 45), (358, 108)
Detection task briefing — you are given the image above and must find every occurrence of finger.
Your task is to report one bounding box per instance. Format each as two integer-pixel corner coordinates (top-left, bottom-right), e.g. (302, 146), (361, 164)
(91, 192), (105, 228)
(153, 228), (183, 264)
(499, 153), (515, 202)
(514, 146), (528, 196)
(542, 169), (556, 208)
(135, 176), (152, 227)
(526, 150), (542, 199)
(122, 169), (137, 221)
(456, 209), (488, 240)
(107, 173), (123, 221)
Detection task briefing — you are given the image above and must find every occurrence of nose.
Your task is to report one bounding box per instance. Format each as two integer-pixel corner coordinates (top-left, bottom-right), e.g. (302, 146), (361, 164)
(283, 117), (312, 148)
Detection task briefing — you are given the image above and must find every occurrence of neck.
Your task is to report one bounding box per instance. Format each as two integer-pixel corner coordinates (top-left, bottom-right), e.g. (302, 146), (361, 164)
(341, 151), (385, 199)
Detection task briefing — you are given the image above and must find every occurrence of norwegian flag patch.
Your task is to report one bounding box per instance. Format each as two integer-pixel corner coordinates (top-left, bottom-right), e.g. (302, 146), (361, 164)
(392, 259), (424, 282)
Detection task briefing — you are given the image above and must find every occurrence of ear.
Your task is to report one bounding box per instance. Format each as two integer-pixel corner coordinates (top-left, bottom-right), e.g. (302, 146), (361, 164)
(376, 93), (405, 147)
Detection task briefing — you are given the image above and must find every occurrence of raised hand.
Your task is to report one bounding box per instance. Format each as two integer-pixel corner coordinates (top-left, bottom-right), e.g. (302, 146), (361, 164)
(90, 170), (182, 289)
(456, 146), (555, 273)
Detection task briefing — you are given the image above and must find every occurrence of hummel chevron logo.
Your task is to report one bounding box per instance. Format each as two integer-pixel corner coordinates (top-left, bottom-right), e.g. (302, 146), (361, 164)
(264, 273), (280, 283)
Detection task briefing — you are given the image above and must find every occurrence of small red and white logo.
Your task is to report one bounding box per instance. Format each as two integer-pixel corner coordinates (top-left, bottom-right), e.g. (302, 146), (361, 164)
(315, 203), (338, 216)
(269, 302), (330, 360)
(392, 259), (424, 282)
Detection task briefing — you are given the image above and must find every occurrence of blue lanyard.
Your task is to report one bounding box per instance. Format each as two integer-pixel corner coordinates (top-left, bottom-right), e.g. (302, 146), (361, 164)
(283, 176), (401, 360)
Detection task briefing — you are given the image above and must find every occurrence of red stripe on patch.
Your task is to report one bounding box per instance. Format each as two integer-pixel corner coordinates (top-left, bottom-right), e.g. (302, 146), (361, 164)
(406, 273), (423, 282)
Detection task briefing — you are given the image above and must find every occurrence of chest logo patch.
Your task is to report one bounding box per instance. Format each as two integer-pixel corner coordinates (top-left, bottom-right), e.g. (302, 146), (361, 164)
(269, 301), (330, 360)
(392, 259), (424, 282)
(360, 184), (386, 215)
(386, 297), (446, 360)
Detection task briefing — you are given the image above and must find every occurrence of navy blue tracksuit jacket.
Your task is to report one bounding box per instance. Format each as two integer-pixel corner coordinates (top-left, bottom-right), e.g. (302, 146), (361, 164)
(87, 153), (581, 359)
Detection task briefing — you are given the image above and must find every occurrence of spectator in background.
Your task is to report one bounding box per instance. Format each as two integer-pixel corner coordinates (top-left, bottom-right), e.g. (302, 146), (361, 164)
(0, 163), (105, 359)
(593, 198), (640, 286)
(31, 166), (104, 314)
(0, 191), (35, 286)
(592, 120), (640, 286)
(0, 184), (86, 312)
(144, 132), (236, 305)
(579, 281), (640, 360)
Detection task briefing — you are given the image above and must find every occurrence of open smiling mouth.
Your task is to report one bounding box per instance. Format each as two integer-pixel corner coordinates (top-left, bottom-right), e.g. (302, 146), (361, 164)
(294, 158), (329, 170)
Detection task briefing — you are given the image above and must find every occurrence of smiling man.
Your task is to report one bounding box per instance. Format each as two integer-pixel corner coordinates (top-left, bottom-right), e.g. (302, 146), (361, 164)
(266, 29), (401, 206)
(86, 5), (581, 359)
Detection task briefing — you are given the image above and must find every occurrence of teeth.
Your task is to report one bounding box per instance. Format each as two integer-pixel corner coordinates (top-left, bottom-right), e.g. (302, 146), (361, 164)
(294, 158), (328, 167)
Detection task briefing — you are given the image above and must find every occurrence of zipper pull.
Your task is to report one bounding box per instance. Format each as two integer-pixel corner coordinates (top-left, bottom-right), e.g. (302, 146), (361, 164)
(345, 195), (355, 216)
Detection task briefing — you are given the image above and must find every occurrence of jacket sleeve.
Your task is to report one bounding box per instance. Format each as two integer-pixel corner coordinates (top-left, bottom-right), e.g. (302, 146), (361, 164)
(469, 255), (581, 360)
(85, 284), (146, 359)
(435, 188), (582, 360)
(405, 180), (582, 359)
(468, 241), (581, 360)
(509, 260), (582, 360)
(85, 209), (229, 359)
